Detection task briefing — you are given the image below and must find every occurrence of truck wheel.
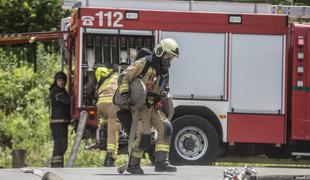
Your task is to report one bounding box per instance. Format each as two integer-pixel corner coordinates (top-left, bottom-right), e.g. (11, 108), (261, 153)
(170, 115), (219, 165)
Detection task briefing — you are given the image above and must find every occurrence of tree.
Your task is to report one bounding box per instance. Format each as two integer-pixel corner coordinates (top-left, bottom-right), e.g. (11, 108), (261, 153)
(0, 0), (67, 33)
(194, 0), (310, 5)
(0, 0), (68, 71)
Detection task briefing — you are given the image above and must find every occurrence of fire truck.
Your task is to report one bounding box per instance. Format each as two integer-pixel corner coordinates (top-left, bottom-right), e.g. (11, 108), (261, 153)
(1, 0), (310, 166)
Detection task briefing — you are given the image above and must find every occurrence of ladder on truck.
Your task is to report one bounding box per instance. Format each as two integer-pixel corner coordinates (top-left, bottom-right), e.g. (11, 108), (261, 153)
(62, 0), (310, 19)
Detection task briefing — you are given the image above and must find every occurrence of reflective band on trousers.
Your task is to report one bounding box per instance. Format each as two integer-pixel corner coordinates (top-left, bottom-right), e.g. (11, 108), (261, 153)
(99, 118), (107, 125)
(52, 156), (63, 163)
(106, 132), (119, 156)
(107, 144), (116, 150)
(51, 119), (69, 123)
(155, 144), (170, 152)
(131, 150), (143, 158)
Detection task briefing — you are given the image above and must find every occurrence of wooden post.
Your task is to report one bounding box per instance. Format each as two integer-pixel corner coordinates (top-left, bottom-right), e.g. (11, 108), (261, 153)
(12, 149), (27, 168)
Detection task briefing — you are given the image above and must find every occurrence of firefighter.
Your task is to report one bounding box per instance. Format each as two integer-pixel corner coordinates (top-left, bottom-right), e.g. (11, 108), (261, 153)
(117, 47), (153, 134)
(118, 38), (179, 174)
(96, 66), (121, 167)
(136, 48), (152, 61)
(49, 71), (70, 168)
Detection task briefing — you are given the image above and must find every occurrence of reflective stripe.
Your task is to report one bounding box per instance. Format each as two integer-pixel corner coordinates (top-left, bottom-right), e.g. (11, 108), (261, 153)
(292, 86), (310, 92)
(131, 150), (143, 158)
(99, 118), (107, 125)
(107, 144), (116, 147)
(51, 119), (69, 123)
(155, 144), (170, 152)
(107, 144), (116, 150)
(119, 84), (129, 93)
(97, 97), (113, 104)
(52, 156), (63, 163)
(55, 92), (65, 101)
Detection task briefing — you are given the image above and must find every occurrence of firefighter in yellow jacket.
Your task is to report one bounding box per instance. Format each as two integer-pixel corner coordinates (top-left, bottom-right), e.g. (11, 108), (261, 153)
(96, 66), (120, 167)
(118, 38), (179, 174)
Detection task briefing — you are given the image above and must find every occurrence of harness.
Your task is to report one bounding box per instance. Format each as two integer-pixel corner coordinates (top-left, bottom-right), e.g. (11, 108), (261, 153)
(97, 71), (114, 90)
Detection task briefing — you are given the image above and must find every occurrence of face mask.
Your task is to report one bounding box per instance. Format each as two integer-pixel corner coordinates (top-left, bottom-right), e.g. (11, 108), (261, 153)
(161, 53), (174, 72)
(161, 59), (171, 73)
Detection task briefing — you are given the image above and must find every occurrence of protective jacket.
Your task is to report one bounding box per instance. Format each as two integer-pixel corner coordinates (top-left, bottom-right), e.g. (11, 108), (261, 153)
(50, 86), (70, 122)
(119, 57), (169, 107)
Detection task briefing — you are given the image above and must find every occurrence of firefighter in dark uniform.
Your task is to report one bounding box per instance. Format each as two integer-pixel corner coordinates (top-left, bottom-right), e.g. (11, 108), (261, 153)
(49, 71), (70, 168)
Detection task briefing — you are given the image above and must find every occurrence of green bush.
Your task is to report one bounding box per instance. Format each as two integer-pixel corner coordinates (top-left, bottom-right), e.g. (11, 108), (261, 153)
(0, 44), (108, 168)
(0, 44), (56, 167)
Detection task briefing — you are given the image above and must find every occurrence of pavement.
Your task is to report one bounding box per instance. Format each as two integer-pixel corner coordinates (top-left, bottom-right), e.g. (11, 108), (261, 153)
(0, 166), (310, 180)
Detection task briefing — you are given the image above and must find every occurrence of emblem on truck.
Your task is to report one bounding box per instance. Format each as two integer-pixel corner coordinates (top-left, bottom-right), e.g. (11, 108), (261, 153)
(81, 11), (124, 28)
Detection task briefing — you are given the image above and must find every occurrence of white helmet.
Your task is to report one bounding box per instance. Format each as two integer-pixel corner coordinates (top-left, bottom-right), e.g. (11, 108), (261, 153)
(154, 38), (179, 58)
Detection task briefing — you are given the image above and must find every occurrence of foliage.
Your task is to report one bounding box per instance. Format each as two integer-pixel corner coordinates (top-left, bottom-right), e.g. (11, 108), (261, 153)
(293, 0), (310, 6)
(0, 44), (110, 168)
(0, 0), (67, 33)
(0, 0), (69, 67)
(0, 44), (58, 167)
(195, 0), (310, 5)
(0, 1), (117, 168)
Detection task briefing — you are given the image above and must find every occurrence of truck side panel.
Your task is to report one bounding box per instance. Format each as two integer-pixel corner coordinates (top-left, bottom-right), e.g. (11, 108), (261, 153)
(227, 34), (287, 144)
(228, 114), (285, 144)
(230, 34), (285, 114)
(291, 24), (310, 141)
(162, 31), (227, 100)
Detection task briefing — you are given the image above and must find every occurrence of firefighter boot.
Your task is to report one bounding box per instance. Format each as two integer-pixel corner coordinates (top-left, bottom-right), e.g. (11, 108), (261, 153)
(154, 151), (177, 172)
(127, 156), (144, 174)
(104, 152), (115, 167)
(51, 156), (64, 168)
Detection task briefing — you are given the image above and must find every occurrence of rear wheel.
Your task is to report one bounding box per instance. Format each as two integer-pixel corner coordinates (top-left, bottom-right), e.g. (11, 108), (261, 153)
(170, 115), (219, 165)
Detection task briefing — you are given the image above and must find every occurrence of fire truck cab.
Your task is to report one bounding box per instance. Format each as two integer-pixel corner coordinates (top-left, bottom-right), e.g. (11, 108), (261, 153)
(61, 0), (310, 165)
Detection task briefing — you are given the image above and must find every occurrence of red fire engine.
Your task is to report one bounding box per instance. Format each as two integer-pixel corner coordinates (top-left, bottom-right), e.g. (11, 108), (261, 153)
(1, 0), (310, 165)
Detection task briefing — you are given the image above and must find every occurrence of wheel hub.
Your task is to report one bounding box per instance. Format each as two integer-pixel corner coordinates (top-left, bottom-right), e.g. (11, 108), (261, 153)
(183, 137), (195, 150)
(175, 126), (208, 161)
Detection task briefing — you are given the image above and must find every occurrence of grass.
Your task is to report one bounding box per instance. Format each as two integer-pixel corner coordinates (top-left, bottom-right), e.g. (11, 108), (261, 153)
(215, 155), (310, 168)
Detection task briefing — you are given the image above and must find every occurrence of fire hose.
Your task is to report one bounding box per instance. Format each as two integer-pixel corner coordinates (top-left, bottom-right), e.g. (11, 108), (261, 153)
(66, 110), (88, 167)
(113, 78), (147, 110)
(113, 77), (174, 119)
(21, 168), (64, 180)
(223, 165), (310, 180)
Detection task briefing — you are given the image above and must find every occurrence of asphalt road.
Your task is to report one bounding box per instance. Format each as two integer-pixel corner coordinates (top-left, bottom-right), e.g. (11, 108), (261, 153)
(1, 166), (310, 180)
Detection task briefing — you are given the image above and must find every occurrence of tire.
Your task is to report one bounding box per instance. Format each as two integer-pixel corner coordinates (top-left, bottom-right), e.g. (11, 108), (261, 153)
(170, 115), (219, 165)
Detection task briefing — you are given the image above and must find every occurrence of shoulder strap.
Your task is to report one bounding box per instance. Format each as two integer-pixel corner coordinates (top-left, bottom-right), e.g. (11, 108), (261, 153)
(97, 71), (114, 90)
(140, 55), (152, 77)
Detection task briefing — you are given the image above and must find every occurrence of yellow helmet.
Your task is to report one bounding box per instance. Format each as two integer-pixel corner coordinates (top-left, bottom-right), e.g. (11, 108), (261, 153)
(154, 38), (179, 58)
(95, 67), (113, 82)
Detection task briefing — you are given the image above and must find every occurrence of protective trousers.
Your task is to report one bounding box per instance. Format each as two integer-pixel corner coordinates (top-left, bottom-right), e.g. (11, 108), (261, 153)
(50, 122), (68, 167)
(97, 101), (120, 159)
(130, 105), (173, 161)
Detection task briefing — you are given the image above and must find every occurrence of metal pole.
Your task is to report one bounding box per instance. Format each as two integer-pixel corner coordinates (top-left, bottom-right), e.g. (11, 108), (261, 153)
(189, 0), (193, 11)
